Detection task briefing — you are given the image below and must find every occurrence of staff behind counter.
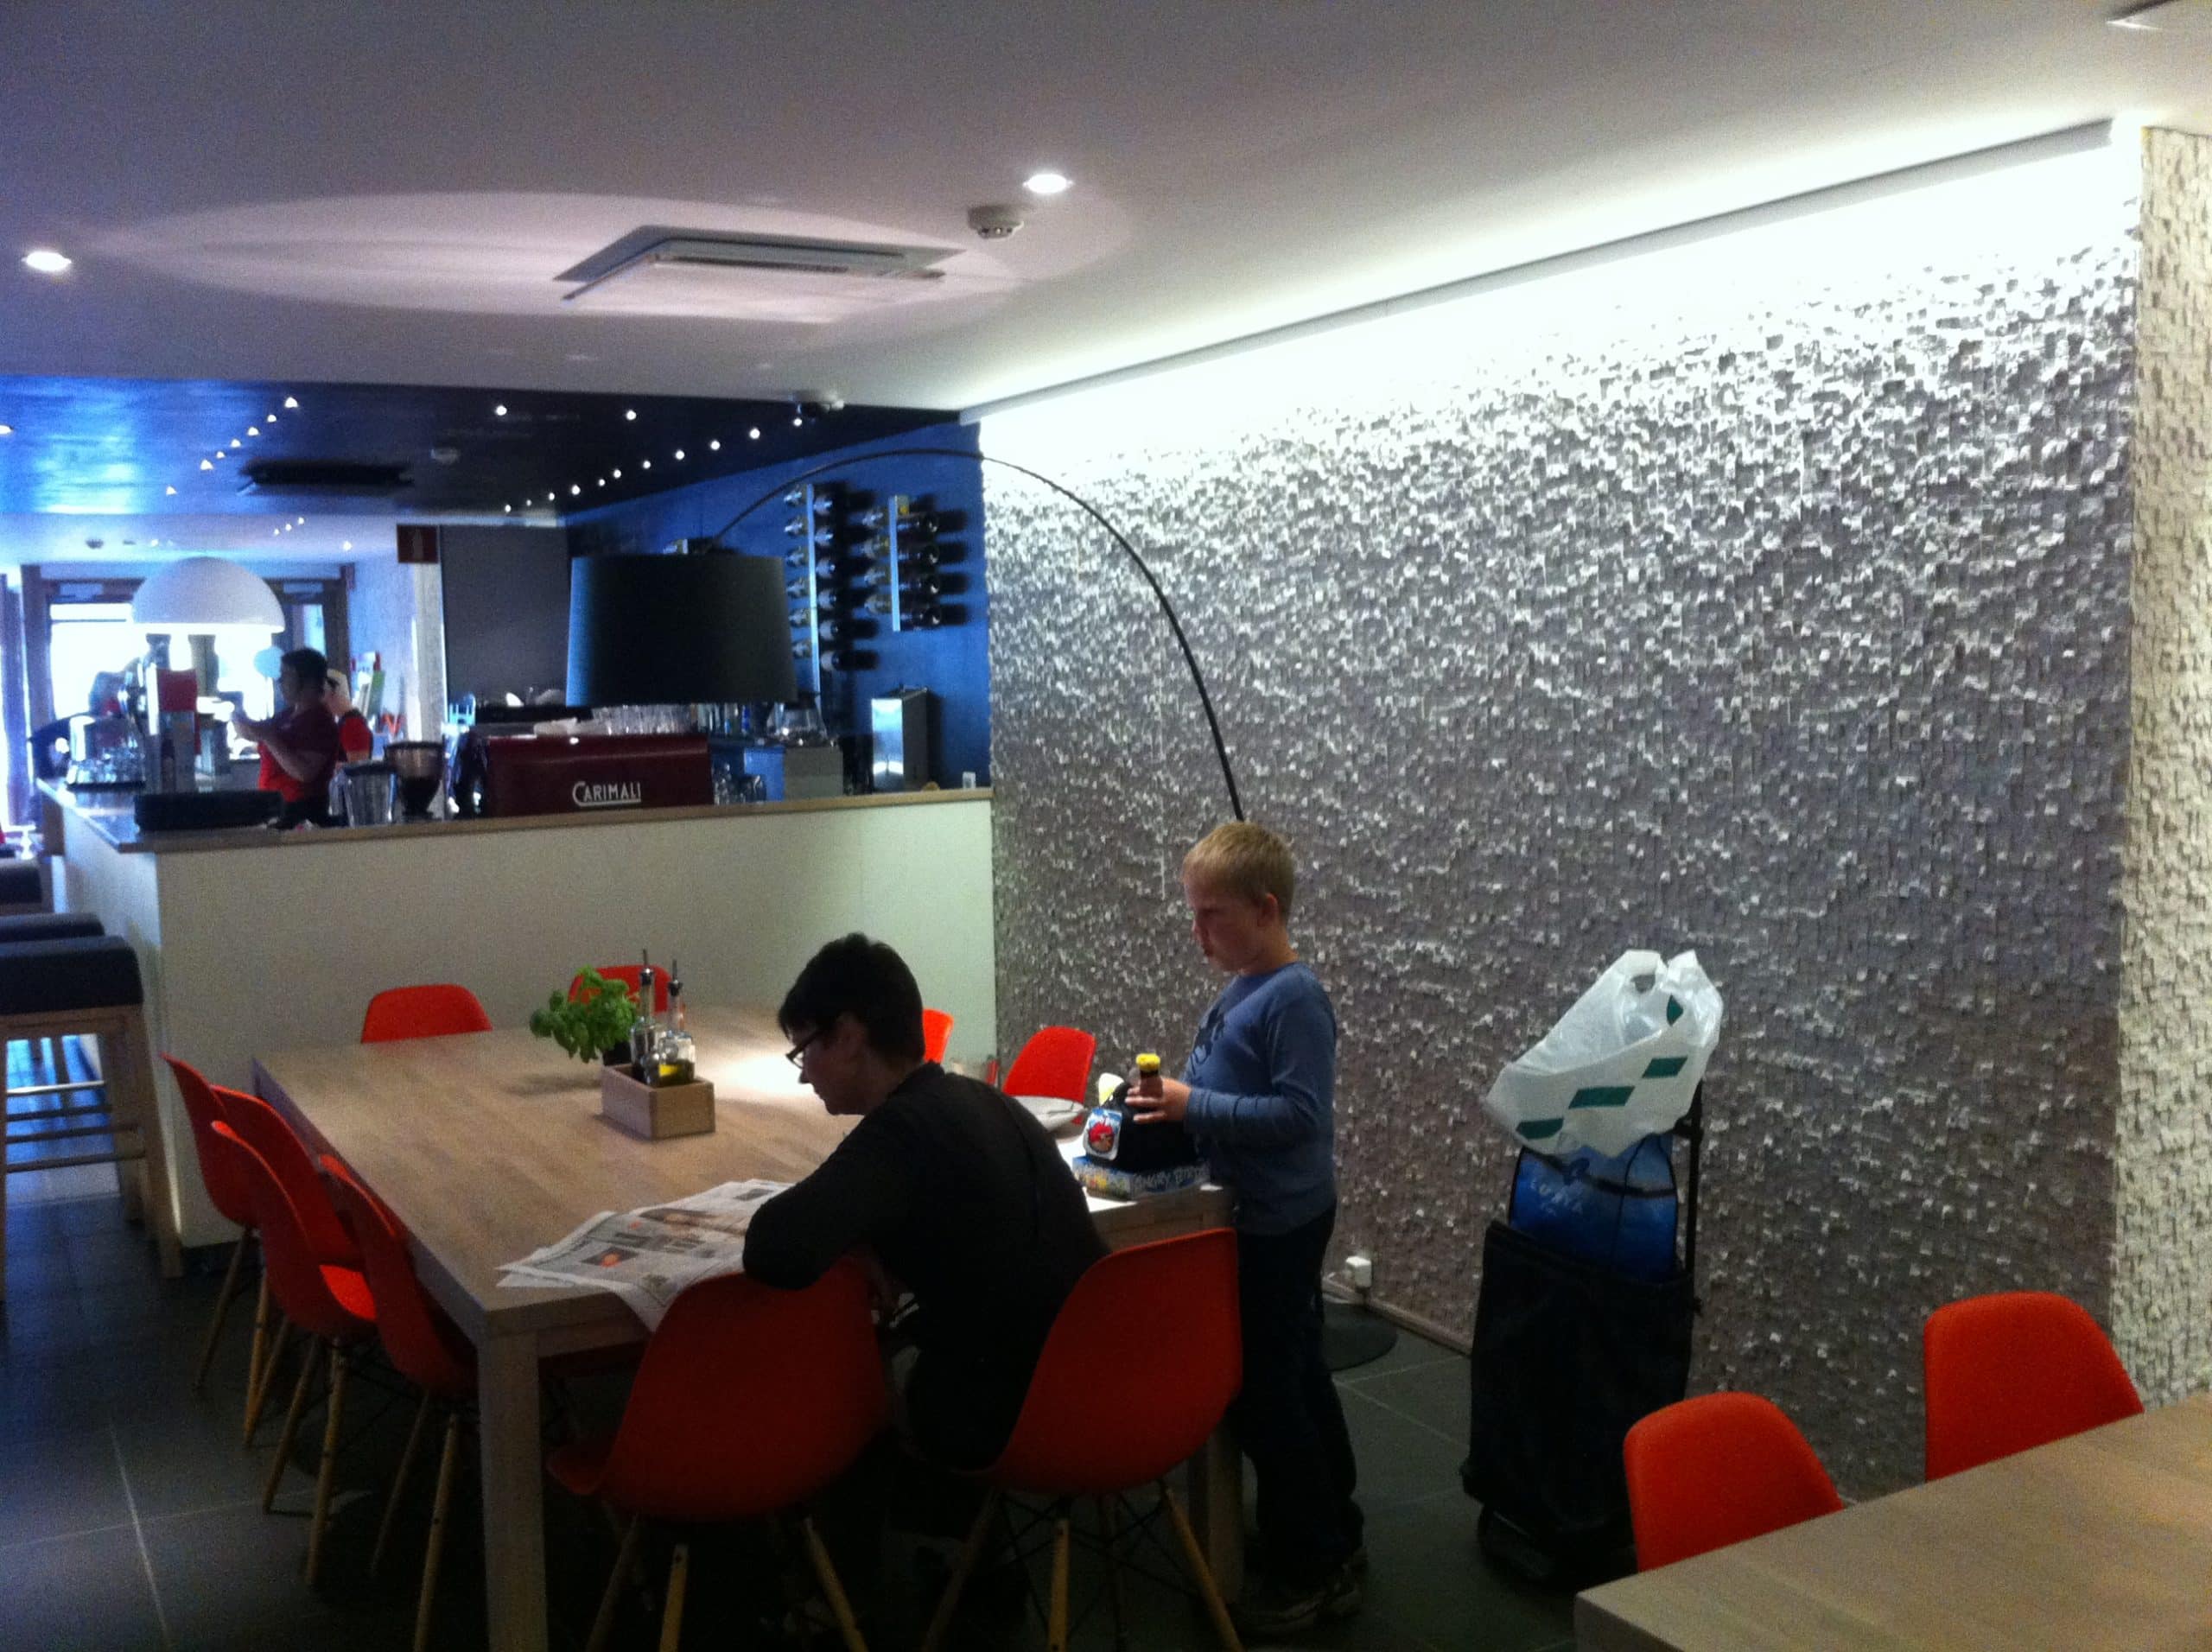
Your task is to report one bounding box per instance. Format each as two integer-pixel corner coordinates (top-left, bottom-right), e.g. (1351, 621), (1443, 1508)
(229, 647), (345, 826)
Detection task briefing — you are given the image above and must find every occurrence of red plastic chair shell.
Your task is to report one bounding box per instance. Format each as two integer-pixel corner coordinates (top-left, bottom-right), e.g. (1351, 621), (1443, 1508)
(985, 1229), (1240, 1496)
(160, 1054), (255, 1229)
(213, 1084), (359, 1268)
(1624, 1392), (1845, 1571)
(215, 1121), (375, 1344)
(323, 1156), (474, 1401)
(1001, 1026), (1099, 1103)
(1923, 1291), (2144, 1480)
(922, 1007), (953, 1064)
(545, 1264), (884, 1526)
(361, 983), (494, 1044)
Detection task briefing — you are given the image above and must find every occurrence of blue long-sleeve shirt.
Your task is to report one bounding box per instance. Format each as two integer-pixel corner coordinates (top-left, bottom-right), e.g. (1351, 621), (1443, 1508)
(1182, 961), (1338, 1235)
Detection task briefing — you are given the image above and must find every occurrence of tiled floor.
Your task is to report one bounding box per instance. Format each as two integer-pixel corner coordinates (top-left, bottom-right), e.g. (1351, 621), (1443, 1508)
(1, 1041), (1580, 1650)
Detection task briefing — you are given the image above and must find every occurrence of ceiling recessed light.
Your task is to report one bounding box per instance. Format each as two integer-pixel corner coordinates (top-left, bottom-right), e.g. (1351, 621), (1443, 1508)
(215, 450), (228, 460)
(200, 459), (213, 470)
(341, 540), (352, 550)
(673, 449), (685, 461)
(792, 415), (804, 427)
(493, 403), (508, 416)
(709, 439), (721, 451)
(283, 396), (298, 410)
(612, 467), (622, 479)
(504, 504), (512, 513)
(569, 484), (581, 496)
(148, 539), (158, 547)
(748, 427), (760, 440)
(246, 426), (260, 436)
(0, 423), (13, 436)
(295, 516), (305, 524)
(22, 248), (72, 274)
(163, 485), (176, 495)
(597, 478), (607, 487)
(1023, 170), (1072, 196)
(624, 409), (638, 421)
(229, 438), (241, 448)
(641, 459), (652, 469)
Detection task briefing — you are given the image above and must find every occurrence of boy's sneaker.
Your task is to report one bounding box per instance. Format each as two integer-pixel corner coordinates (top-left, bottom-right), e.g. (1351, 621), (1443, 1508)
(1230, 1555), (1363, 1638)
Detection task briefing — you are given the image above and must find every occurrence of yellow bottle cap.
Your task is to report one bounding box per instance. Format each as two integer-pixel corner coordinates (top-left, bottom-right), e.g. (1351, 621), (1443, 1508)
(1135, 1052), (1161, 1074)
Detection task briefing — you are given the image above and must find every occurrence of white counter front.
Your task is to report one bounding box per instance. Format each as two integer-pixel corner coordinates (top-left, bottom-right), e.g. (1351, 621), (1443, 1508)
(51, 789), (996, 1248)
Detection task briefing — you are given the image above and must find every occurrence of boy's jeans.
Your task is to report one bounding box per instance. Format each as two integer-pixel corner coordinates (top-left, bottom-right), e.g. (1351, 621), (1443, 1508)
(1234, 1204), (1363, 1584)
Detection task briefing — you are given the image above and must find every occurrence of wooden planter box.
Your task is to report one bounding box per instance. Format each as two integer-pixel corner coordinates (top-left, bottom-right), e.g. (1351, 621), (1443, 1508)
(599, 1062), (716, 1141)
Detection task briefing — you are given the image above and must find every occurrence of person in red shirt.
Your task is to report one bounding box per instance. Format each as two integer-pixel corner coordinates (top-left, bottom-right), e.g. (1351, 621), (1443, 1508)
(232, 647), (343, 825)
(326, 670), (375, 761)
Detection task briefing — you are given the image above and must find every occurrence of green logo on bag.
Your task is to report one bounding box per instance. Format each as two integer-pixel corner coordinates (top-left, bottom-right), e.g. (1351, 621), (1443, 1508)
(1643, 1056), (1687, 1078)
(1567, 1085), (1635, 1110)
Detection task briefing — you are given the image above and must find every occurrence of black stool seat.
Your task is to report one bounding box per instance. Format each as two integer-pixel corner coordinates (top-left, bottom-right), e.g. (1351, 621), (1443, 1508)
(0, 861), (41, 905)
(0, 936), (143, 1014)
(0, 912), (102, 944)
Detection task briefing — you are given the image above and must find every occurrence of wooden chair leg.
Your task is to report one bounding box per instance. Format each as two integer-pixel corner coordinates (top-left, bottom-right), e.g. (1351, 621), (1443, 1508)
(193, 1231), (250, 1393)
(798, 1514), (869, 1652)
(413, 1410), (462, 1652)
(240, 1274), (272, 1431)
(1047, 1512), (1072, 1652)
(245, 1313), (292, 1445)
(1161, 1484), (1243, 1652)
(1100, 1496), (1129, 1652)
(659, 1541), (690, 1652)
(584, 1515), (641, 1652)
(110, 1010), (180, 1277)
(919, 1487), (1002, 1652)
(305, 1345), (351, 1586)
(262, 1337), (320, 1512)
(375, 1389), (435, 1578)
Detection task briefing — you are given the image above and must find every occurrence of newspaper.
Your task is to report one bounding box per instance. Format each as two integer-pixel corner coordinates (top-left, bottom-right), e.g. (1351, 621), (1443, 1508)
(497, 1179), (789, 1329)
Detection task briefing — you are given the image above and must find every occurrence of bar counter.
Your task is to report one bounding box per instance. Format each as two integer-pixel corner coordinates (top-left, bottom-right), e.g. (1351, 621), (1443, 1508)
(41, 780), (997, 1249)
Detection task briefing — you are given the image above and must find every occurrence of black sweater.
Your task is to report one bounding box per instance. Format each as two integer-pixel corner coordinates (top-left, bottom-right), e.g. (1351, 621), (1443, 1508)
(743, 1063), (1106, 1465)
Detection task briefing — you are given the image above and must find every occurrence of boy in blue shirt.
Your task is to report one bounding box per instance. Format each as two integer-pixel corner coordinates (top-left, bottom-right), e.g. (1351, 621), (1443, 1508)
(1131, 822), (1363, 1635)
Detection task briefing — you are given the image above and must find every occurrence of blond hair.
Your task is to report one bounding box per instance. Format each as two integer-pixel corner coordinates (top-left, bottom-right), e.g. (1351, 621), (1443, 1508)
(1183, 822), (1296, 916)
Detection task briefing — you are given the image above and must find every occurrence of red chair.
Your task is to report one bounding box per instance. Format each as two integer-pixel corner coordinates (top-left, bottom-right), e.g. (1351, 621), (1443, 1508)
(159, 1055), (261, 1398)
(1624, 1392), (1844, 1571)
(215, 1121), (378, 1588)
(1923, 1291), (2144, 1479)
(1000, 1026), (1099, 1102)
(546, 1266), (885, 1652)
(922, 1229), (1243, 1652)
(360, 983), (493, 1043)
(325, 1158), (475, 1652)
(571, 965), (668, 1014)
(213, 1084), (360, 1445)
(922, 1007), (953, 1064)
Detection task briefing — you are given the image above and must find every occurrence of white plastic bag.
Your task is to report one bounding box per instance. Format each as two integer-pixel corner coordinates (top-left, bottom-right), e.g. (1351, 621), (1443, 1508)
(1482, 950), (1723, 1157)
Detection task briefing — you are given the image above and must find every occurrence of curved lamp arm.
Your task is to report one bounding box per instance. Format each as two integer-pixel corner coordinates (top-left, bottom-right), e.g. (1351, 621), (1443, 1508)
(707, 444), (1245, 823)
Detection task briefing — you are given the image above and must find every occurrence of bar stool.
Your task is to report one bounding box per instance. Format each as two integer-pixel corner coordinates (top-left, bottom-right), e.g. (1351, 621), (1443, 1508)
(0, 933), (183, 1297)
(0, 913), (103, 1084)
(0, 857), (46, 916)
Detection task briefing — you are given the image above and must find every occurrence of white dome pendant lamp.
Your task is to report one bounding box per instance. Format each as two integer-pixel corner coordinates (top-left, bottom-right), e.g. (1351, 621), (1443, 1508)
(130, 556), (285, 639)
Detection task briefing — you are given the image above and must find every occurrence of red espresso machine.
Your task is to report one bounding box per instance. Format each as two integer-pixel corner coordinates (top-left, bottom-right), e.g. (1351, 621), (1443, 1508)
(476, 734), (712, 818)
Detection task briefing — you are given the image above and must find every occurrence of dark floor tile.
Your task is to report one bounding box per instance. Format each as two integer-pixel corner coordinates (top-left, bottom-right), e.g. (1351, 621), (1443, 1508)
(1332, 1325), (1464, 1385)
(1347, 1353), (1470, 1442)
(1356, 1491), (1576, 1652)
(141, 1498), (350, 1646)
(0, 1351), (120, 1442)
(0, 1426), (130, 1547)
(116, 1390), (289, 1520)
(1340, 1386), (1468, 1510)
(0, 1522), (166, 1652)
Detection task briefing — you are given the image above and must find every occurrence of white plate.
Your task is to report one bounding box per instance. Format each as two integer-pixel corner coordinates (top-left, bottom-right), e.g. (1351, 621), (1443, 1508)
(1013, 1095), (1088, 1135)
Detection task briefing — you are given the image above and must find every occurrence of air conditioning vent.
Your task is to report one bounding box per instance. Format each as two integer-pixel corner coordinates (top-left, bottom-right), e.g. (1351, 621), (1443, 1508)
(558, 229), (951, 304)
(238, 461), (411, 497)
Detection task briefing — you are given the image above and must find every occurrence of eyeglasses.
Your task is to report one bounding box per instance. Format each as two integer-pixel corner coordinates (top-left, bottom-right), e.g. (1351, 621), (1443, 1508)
(784, 1029), (822, 1069)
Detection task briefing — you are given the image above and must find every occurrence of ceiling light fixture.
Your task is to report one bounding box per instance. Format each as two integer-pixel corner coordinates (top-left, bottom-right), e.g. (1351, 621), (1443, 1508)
(163, 485), (176, 495)
(22, 248), (72, 274)
(200, 459), (213, 470)
(748, 427), (760, 440)
(0, 423), (12, 436)
(612, 468), (622, 479)
(229, 439), (241, 448)
(504, 505), (512, 513)
(792, 415), (804, 427)
(295, 516), (305, 525)
(283, 396), (298, 409)
(494, 403), (509, 416)
(674, 449), (685, 461)
(624, 409), (638, 421)
(1023, 170), (1072, 195)
(597, 479), (607, 487)
(709, 439), (721, 451)
(570, 484), (582, 496)
(641, 459), (652, 469)
(134, 555), (286, 638)
(341, 541), (352, 550)
(247, 426), (260, 436)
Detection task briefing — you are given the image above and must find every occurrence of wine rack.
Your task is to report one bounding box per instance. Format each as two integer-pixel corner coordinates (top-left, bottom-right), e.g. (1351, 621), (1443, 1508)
(857, 493), (963, 633)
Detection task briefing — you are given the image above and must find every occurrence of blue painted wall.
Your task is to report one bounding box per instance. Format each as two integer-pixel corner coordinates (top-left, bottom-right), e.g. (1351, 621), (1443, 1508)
(564, 420), (989, 785)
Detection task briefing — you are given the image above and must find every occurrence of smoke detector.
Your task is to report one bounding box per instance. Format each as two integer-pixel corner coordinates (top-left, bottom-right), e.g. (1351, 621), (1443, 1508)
(967, 205), (1024, 240)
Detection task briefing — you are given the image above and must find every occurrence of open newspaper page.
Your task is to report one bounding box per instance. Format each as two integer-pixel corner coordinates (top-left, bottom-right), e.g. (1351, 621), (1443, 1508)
(496, 1179), (789, 1329)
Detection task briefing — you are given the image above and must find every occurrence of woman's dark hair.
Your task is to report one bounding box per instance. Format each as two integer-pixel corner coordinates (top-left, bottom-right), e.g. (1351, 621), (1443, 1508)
(280, 647), (329, 691)
(778, 933), (925, 1062)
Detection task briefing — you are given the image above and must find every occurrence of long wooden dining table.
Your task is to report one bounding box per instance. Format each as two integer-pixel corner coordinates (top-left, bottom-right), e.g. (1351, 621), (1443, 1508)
(254, 1005), (1236, 1652)
(1574, 1395), (2212, 1650)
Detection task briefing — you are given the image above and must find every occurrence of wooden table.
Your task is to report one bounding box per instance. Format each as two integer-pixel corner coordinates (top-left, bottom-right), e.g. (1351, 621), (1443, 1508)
(254, 1007), (1235, 1652)
(1575, 1396), (2212, 1650)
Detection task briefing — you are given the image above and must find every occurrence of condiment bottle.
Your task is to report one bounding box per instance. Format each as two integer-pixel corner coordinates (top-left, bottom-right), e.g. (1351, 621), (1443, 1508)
(1133, 1052), (1163, 1109)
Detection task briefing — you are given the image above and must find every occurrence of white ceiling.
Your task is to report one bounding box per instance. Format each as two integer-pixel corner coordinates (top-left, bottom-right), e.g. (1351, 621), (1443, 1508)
(0, 513), (414, 566)
(3, 1), (2209, 416)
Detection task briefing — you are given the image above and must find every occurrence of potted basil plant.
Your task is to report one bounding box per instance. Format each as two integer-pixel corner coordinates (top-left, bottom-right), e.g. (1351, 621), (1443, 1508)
(528, 968), (640, 1065)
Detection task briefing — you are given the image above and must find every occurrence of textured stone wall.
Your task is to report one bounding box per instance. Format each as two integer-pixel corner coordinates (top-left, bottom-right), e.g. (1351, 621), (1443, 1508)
(984, 149), (2143, 1493)
(2115, 128), (2212, 1407)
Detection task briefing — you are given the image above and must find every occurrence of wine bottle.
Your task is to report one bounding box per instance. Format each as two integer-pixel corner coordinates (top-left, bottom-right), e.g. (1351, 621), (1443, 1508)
(857, 500), (938, 532)
(862, 590), (942, 617)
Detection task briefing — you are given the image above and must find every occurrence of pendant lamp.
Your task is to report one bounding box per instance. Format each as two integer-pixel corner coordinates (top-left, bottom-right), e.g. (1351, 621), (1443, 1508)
(130, 556), (285, 638)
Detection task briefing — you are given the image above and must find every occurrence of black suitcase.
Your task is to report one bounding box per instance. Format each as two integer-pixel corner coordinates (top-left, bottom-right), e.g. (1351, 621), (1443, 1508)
(1459, 1089), (1704, 1586)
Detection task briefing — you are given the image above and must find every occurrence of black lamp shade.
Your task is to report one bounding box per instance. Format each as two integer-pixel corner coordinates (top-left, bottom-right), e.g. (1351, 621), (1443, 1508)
(566, 552), (798, 706)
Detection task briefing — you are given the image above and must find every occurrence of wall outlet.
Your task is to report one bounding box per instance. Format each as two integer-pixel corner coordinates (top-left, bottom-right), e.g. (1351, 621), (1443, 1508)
(1345, 1254), (1374, 1291)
